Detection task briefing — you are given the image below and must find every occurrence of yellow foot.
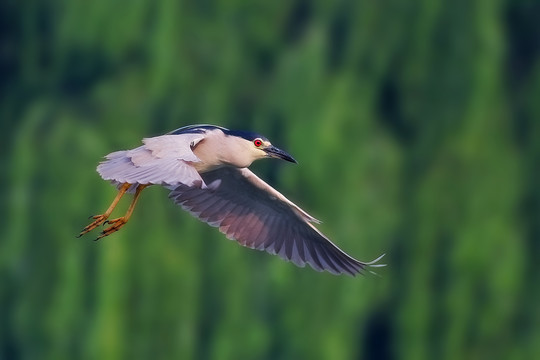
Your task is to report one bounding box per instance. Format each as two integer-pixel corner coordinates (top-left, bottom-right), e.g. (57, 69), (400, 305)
(77, 214), (109, 238)
(96, 217), (128, 240)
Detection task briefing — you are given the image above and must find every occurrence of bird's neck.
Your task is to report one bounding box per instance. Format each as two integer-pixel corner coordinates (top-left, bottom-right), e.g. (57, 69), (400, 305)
(192, 131), (255, 171)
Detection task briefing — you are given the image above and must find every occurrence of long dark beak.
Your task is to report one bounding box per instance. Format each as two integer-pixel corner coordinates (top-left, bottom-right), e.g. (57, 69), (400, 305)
(264, 145), (297, 163)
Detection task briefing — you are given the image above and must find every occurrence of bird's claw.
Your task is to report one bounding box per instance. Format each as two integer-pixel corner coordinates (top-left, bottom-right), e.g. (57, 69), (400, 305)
(78, 214), (109, 238)
(95, 217), (127, 240)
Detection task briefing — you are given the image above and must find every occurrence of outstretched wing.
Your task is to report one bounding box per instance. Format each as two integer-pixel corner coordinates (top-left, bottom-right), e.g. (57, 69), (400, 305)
(168, 167), (384, 276)
(97, 134), (206, 189)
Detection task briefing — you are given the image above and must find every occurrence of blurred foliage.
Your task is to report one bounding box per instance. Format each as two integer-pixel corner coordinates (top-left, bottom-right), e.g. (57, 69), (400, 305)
(1, 0), (540, 359)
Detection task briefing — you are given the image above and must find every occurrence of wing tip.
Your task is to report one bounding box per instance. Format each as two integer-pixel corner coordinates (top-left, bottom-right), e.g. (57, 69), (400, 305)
(354, 253), (387, 277)
(365, 253), (386, 267)
(324, 253), (386, 277)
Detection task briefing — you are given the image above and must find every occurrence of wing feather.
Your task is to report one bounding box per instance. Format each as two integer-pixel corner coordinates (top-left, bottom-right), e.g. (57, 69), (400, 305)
(97, 134), (206, 188)
(226, 206), (253, 243)
(264, 216), (286, 255)
(291, 230), (306, 267)
(237, 212), (258, 247)
(169, 167), (383, 276)
(246, 212), (269, 249)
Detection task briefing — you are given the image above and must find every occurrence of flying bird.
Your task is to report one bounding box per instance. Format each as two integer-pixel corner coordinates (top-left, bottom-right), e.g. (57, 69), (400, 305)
(78, 125), (384, 275)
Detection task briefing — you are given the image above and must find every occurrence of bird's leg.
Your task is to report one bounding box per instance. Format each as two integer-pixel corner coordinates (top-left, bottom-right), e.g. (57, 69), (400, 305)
(96, 184), (148, 240)
(78, 183), (132, 237)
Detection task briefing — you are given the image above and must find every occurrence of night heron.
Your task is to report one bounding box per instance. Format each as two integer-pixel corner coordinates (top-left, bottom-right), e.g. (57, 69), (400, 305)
(78, 124), (384, 275)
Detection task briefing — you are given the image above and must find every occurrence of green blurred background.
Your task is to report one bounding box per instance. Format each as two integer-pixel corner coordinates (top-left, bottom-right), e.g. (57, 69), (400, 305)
(1, 0), (539, 359)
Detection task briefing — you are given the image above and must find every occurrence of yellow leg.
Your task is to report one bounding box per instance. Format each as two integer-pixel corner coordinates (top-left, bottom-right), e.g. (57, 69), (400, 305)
(96, 184), (148, 240)
(78, 183), (132, 238)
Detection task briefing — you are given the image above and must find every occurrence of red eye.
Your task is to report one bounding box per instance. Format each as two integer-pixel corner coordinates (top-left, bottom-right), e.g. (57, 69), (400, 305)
(254, 139), (263, 147)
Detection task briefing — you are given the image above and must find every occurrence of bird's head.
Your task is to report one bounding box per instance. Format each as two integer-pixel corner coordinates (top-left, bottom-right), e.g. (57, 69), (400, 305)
(224, 130), (297, 167)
